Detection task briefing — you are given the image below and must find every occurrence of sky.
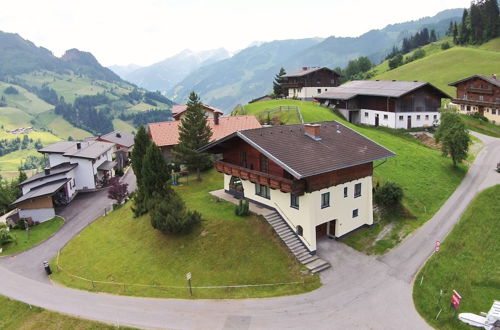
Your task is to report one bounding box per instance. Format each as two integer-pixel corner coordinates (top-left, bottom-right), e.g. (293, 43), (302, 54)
(0, 0), (471, 67)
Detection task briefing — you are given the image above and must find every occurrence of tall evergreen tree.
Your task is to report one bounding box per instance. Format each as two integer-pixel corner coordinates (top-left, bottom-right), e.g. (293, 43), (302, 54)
(453, 22), (459, 43)
(141, 143), (171, 200)
(273, 67), (287, 97)
(172, 92), (213, 180)
(131, 125), (151, 187)
(430, 29), (437, 42)
(469, 2), (483, 44)
(447, 21), (454, 36)
(458, 9), (470, 45)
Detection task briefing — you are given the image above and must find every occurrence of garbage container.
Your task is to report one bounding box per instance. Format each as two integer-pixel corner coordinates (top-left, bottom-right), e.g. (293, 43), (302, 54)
(43, 261), (52, 275)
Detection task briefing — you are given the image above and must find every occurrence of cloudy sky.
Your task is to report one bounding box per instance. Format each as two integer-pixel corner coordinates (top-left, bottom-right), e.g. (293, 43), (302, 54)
(0, 0), (470, 67)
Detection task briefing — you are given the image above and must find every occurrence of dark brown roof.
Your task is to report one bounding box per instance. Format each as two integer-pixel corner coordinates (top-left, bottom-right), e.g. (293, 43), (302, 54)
(19, 163), (77, 187)
(448, 74), (500, 88)
(316, 80), (451, 100)
(282, 67), (340, 78)
(201, 121), (395, 179)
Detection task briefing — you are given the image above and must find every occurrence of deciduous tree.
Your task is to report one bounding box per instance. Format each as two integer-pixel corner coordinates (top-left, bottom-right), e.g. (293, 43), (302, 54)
(434, 111), (470, 167)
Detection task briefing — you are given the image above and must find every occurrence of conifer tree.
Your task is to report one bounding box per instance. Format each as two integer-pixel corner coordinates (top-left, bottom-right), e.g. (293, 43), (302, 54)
(172, 92), (213, 180)
(272, 67), (287, 97)
(131, 125), (151, 187)
(141, 143), (171, 200)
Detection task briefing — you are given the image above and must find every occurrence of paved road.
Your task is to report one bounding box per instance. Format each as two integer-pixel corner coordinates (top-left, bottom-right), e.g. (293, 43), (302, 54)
(0, 169), (137, 283)
(0, 134), (498, 329)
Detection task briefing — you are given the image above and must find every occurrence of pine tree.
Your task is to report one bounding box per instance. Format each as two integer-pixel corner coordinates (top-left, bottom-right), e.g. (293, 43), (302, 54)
(430, 29), (437, 42)
(273, 67), (287, 97)
(172, 92), (213, 180)
(447, 21), (454, 36)
(141, 143), (171, 200)
(453, 22), (459, 44)
(458, 9), (470, 45)
(131, 125), (151, 187)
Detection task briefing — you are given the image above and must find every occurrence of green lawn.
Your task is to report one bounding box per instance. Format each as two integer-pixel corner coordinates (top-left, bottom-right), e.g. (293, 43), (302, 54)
(51, 169), (320, 299)
(239, 99), (469, 254)
(413, 185), (500, 330)
(0, 294), (130, 329)
(0, 217), (64, 256)
(112, 118), (135, 133)
(459, 115), (500, 138)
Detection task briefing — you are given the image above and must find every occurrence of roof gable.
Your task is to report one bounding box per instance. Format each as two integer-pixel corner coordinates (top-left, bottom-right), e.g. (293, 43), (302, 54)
(282, 67), (340, 78)
(99, 130), (135, 148)
(448, 75), (500, 88)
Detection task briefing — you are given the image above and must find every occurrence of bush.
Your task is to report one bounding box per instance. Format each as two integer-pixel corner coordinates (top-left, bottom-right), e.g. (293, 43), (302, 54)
(150, 193), (201, 235)
(471, 112), (488, 122)
(374, 182), (404, 209)
(235, 199), (250, 216)
(0, 227), (14, 245)
(4, 86), (19, 95)
(388, 54), (403, 70)
(11, 217), (36, 230)
(441, 42), (451, 50)
(114, 168), (124, 177)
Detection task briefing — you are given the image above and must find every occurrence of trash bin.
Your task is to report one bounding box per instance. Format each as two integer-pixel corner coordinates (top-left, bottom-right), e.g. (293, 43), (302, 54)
(43, 261), (52, 275)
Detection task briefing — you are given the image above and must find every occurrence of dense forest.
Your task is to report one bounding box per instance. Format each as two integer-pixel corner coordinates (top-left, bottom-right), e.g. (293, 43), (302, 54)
(120, 109), (172, 127)
(450, 0), (499, 45)
(0, 135), (42, 156)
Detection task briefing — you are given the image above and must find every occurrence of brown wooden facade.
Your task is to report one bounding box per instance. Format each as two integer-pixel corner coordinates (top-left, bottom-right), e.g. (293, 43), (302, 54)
(451, 76), (500, 112)
(281, 68), (340, 89)
(17, 195), (54, 210)
(215, 139), (373, 195)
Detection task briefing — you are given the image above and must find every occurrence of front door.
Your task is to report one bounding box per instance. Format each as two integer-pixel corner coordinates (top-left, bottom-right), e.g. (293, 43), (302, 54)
(407, 115), (412, 129)
(327, 220), (336, 238)
(228, 176), (244, 198)
(375, 114), (379, 127)
(316, 223), (328, 238)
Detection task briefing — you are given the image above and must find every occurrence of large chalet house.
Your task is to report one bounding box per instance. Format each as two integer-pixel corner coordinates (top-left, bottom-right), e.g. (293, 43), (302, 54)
(448, 74), (500, 125)
(149, 114), (262, 160)
(96, 130), (135, 168)
(11, 140), (116, 222)
(315, 80), (450, 129)
(281, 67), (341, 99)
(201, 122), (395, 253)
(171, 104), (224, 121)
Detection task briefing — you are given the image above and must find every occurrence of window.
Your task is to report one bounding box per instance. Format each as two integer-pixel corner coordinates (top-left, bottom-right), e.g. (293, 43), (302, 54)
(352, 209), (359, 218)
(433, 115), (437, 119)
(417, 115), (421, 120)
(354, 183), (362, 198)
(460, 105), (464, 110)
(425, 115), (429, 120)
(399, 116), (404, 121)
(71, 178), (75, 188)
(467, 106), (471, 111)
(240, 151), (247, 167)
(255, 184), (270, 199)
(296, 225), (303, 236)
(344, 186), (348, 198)
(383, 114), (388, 120)
(364, 112), (369, 117)
(493, 109), (497, 115)
(321, 192), (330, 208)
(290, 194), (299, 209)
(479, 95), (484, 101)
(317, 88), (322, 94)
(325, 89), (328, 92)
(259, 155), (268, 173)
(464, 93), (468, 100)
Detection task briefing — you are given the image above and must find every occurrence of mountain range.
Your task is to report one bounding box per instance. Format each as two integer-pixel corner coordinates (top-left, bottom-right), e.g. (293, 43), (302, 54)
(108, 8), (463, 111)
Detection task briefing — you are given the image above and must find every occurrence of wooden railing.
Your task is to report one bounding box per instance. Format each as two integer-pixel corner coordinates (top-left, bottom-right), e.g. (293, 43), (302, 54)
(467, 87), (493, 94)
(215, 160), (305, 195)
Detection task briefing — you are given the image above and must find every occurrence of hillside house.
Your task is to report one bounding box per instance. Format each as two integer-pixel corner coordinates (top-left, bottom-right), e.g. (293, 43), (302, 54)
(448, 74), (500, 125)
(281, 67), (341, 99)
(315, 80), (450, 129)
(149, 114), (261, 161)
(96, 130), (135, 168)
(200, 122), (395, 253)
(11, 140), (115, 222)
(172, 104), (224, 121)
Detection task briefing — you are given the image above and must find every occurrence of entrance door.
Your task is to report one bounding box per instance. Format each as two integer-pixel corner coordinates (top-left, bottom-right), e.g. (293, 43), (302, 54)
(327, 220), (336, 238)
(316, 223), (328, 238)
(375, 114), (379, 127)
(407, 115), (412, 129)
(228, 176), (244, 198)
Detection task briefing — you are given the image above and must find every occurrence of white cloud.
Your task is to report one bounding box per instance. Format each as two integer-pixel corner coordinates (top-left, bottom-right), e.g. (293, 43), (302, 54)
(0, 0), (470, 66)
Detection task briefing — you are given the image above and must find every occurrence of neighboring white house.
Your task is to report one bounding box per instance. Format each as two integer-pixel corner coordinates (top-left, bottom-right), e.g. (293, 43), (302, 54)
(316, 80), (451, 129)
(201, 122), (395, 253)
(11, 140), (115, 222)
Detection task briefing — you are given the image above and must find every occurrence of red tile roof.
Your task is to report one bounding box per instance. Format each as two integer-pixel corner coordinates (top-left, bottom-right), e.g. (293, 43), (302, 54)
(149, 115), (262, 147)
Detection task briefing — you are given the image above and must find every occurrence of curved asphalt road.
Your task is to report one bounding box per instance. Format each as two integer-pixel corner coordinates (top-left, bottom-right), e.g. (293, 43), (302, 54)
(0, 133), (498, 330)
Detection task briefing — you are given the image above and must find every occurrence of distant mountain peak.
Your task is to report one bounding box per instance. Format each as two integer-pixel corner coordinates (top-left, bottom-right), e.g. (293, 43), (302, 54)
(61, 48), (100, 66)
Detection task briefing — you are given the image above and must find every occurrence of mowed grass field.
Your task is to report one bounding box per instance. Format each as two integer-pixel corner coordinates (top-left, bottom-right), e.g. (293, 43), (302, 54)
(35, 110), (92, 140)
(371, 38), (500, 96)
(51, 169), (320, 299)
(413, 185), (500, 330)
(242, 99), (468, 254)
(0, 295), (132, 329)
(459, 114), (500, 138)
(0, 81), (53, 114)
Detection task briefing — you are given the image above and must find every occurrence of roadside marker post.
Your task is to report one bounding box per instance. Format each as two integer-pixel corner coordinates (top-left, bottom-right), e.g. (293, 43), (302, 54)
(435, 241), (440, 253)
(186, 272), (192, 296)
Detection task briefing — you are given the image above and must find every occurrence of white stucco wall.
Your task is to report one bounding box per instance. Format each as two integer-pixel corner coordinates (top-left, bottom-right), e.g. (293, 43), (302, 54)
(71, 158), (96, 190)
(225, 174), (374, 252)
(19, 208), (55, 223)
(47, 154), (67, 167)
(360, 110), (440, 129)
(288, 87), (331, 99)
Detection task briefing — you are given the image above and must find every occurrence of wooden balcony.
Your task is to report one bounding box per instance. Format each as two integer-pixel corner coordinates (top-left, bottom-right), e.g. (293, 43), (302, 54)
(215, 160), (305, 195)
(467, 87), (493, 94)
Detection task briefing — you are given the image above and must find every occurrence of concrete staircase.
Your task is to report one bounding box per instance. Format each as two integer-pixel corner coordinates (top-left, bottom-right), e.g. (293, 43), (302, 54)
(264, 211), (331, 274)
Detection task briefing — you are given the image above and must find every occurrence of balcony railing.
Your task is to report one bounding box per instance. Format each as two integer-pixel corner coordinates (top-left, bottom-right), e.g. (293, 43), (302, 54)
(467, 87), (493, 94)
(215, 160), (305, 195)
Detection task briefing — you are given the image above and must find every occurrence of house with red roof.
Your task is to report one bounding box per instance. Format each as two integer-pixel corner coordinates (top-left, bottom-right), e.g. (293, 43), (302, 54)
(171, 104), (224, 121)
(149, 115), (262, 160)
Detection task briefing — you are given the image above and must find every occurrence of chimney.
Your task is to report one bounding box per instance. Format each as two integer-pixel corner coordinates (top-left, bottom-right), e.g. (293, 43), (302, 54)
(214, 112), (220, 125)
(76, 142), (81, 149)
(116, 132), (121, 138)
(304, 123), (321, 141)
(44, 167), (50, 175)
(493, 73), (497, 80)
(302, 66), (308, 71)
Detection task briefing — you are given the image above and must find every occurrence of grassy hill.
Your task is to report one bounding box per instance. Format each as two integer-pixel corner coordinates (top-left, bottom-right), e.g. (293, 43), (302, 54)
(370, 38), (500, 96)
(241, 99), (468, 254)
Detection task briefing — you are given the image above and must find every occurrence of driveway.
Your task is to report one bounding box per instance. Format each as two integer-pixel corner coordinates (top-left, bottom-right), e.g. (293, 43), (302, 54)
(0, 134), (498, 329)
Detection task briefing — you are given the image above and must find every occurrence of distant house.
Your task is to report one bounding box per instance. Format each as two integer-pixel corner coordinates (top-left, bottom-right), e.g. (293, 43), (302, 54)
(96, 130), (135, 168)
(316, 80), (450, 129)
(448, 74), (500, 125)
(11, 140), (115, 222)
(249, 95), (273, 104)
(149, 115), (262, 160)
(172, 104), (224, 121)
(200, 122), (395, 253)
(281, 67), (341, 99)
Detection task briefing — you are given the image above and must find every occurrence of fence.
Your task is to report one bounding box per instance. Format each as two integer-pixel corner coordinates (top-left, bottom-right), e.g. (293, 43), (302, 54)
(257, 106), (304, 124)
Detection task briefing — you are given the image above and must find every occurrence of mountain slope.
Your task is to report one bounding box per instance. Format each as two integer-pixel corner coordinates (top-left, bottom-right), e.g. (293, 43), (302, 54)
(115, 48), (231, 92)
(169, 9), (463, 110)
(371, 38), (500, 96)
